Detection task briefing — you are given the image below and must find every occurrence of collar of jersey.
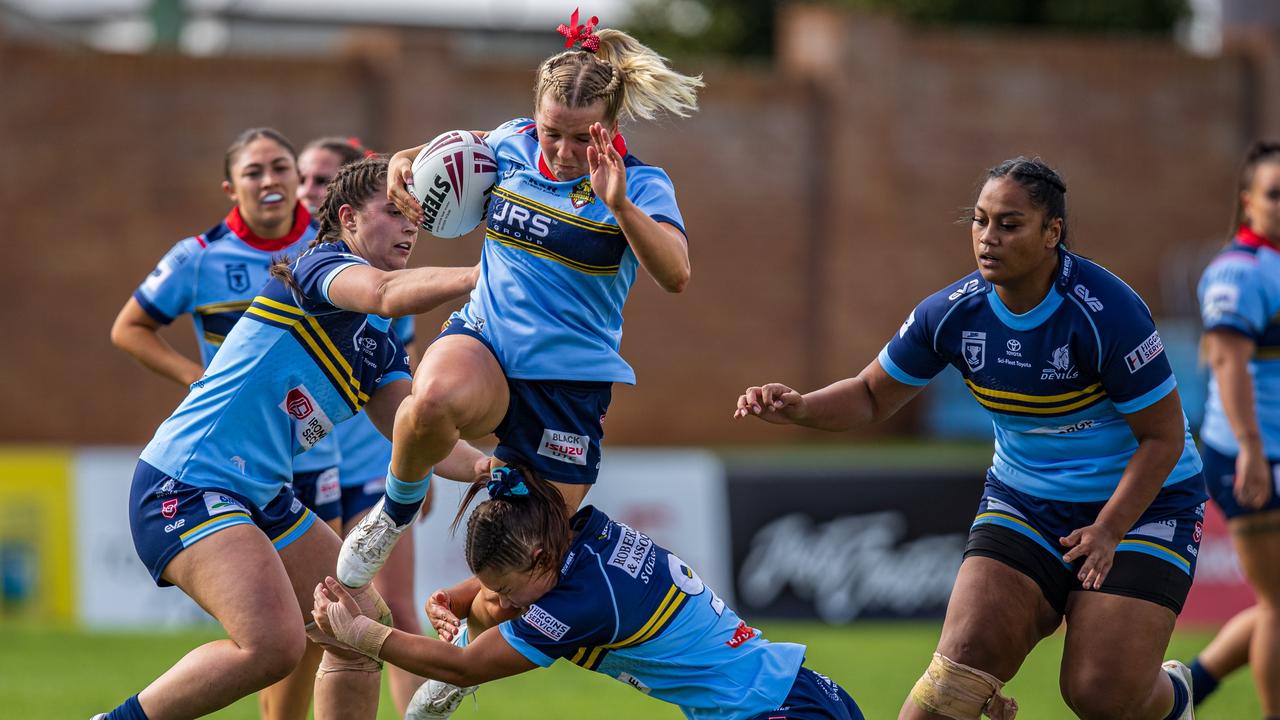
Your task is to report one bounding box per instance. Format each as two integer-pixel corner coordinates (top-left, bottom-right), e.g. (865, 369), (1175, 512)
(985, 280), (1063, 331)
(535, 133), (628, 182)
(225, 203), (312, 252)
(564, 505), (609, 576)
(1236, 225), (1280, 252)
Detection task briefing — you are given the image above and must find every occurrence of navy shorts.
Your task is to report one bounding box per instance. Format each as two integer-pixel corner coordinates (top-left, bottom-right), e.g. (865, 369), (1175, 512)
(1201, 444), (1280, 519)
(438, 317), (611, 485)
(965, 471), (1207, 614)
(341, 476), (386, 525)
(746, 667), (864, 720)
(130, 460), (316, 586)
(290, 466), (342, 522)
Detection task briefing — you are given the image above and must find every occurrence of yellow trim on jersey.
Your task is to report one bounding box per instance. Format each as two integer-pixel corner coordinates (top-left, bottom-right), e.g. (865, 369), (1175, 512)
(492, 187), (621, 234)
(203, 330), (225, 346)
(253, 296), (304, 316)
(244, 301), (370, 408)
(179, 512), (252, 541)
(965, 380), (1103, 404)
(974, 511), (1038, 535)
(194, 299), (253, 315)
(486, 230), (620, 276)
(964, 379), (1106, 415)
(606, 585), (688, 649)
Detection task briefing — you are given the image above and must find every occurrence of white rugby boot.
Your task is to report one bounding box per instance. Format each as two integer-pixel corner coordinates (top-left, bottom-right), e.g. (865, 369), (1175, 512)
(405, 628), (478, 719)
(336, 498), (411, 587)
(1161, 660), (1195, 720)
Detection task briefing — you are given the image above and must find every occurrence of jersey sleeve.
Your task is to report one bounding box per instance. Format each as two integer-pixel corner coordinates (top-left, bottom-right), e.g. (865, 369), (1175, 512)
(1199, 256), (1266, 340)
(132, 237), (203, 324)
(293, 250), (366, 309)
(878, 298), (950, 386)
(391, 315), (416, 346)
(496, 573), (617, 667)
(626, 166), (685, 236)
(377, 329), (412, 388)
(1096, 293), (1177, 414)
(486, 118), (536, 150)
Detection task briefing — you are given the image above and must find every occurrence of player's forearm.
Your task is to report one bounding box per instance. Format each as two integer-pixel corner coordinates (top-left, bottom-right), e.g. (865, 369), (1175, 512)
(1095, 435), (1183, 536)
(111, 324), (202, 387)
(380, 630), (478, 686)
(797, 377), (875, 432)
(434, 440), (488, 484)
(443, 576), (483, 620)
(377, 266), (477, 317)
(614, 201), (689, 293)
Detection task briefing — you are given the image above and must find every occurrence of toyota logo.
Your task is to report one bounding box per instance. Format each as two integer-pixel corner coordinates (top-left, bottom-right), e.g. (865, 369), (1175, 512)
(1007, 339), (1021, 352)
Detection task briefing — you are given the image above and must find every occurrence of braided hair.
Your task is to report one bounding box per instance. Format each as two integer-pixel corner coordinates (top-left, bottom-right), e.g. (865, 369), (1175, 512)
(452, 467), (572, 581)
(535, 28), (703, 125)
(268, 156), (387, 295)
(984, 156), (1069, 247)
(1232, 141), (1280, 235)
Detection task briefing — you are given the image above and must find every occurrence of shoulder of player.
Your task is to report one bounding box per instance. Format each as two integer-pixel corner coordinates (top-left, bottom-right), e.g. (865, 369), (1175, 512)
(489, 118), (538, 148)
(1063, 254), (1149, 319)
(1201, 245), (1263, 288)
(914, 271), (989, 322)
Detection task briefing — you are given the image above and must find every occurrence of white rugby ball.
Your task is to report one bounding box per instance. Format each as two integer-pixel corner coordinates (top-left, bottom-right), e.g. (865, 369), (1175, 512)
(410, 130), (498, 238)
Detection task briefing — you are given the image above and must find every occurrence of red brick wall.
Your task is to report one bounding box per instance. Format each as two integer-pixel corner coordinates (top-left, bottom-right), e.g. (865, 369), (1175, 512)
(0, 11), (1263, 445)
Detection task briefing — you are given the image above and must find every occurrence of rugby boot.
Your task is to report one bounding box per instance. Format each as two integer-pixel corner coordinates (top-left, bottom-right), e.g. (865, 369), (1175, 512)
(336, 497), (410, 587)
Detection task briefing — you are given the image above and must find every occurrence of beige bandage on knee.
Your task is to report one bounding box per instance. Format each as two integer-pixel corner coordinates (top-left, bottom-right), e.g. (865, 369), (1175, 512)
(909, 652), (1018, 720)
(316, 644), (383, 678)
(348, 582), (394, 627)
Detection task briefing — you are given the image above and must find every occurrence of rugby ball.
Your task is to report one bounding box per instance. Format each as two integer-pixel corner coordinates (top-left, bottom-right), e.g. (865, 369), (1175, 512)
(411, 130), (498, 238)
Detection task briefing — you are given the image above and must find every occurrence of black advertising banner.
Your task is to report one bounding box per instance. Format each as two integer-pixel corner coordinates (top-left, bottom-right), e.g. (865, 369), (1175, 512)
(728, 468), (986, 622)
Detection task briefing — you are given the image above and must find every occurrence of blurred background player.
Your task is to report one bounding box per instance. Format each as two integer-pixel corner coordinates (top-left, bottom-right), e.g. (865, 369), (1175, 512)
(1184, 141), (1280, 718)
(314, 466), (865, 720)
(301, 133), (438, 713)
(735, 157), (1206, 720)
(94, 157), (483, 720)
(335, 11), (703, 712)
(109, 127), (347, 720)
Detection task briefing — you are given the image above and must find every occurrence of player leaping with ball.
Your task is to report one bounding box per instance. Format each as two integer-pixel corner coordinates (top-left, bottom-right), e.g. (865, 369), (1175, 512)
(336, 10), (702, 716)
(736, 158), (1206, 720)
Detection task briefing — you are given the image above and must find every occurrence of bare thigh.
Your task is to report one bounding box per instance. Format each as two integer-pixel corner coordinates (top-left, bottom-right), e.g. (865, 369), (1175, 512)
(1231, 508), (1280, 601)
(275, 518), (344, 618)
(1060, 591), (1175, 711)
(412, 333), (509, 440)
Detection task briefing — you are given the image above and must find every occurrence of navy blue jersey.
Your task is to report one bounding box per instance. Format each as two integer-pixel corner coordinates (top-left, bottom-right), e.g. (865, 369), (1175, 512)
(132, 205), (340, 473)
(499, 506), (805, 720)
(335, 315), (416, 488)
(140, 241), (411, 509)
(1198, 229), (1280, 456)
(880, 249), (1201, 501)
(455, 118), (685, 384)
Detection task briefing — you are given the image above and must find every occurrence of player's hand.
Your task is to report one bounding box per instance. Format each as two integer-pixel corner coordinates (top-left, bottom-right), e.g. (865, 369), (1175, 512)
(388, 148), (423, 226)
(426, 589), (463, 643)
(1060, 523), (1122, 590)
(587, 122), (627, 211)
(1234, 442), (1273, 510)
(312, 576), (363, 643)
(734, 383), (807, 424)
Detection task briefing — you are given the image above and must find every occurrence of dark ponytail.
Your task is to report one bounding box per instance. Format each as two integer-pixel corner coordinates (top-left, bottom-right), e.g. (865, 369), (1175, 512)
(984, 156), (1069, 248)
(1232, 141), (1280, 235)
(452, 467), (571, 579)
(268, 156), (388, 295)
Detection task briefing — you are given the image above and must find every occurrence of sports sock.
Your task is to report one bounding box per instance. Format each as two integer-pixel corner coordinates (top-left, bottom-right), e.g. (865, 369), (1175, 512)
(1163, 665), (1189, 720)
(105, 694), (149, 720)
(1188, 657), (1219, 705)
(382, 467), (432, 526)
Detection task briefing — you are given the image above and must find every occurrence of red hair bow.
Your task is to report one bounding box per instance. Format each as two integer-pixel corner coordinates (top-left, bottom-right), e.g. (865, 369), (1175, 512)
(557, 8), (600, 53)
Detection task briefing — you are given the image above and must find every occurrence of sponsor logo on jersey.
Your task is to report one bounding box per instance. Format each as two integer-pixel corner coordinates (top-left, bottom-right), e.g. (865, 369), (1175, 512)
(157, 478), (177, 496)
(203, 492), (246, 517)
(1041, 344), (1079, 380)
(1073, 284), (1104, 312)
(161, 498), (179, 519)
(726, 620), (759, 649)
(538, 429), (589, 465)
(290, 497), (303, 514)
(1123, 331), (1164, 374)
(948, 278), (981, 302)
(569, 178), (596, 208)
(279, 385), (334, 450)
(142, 258), (174, 294)
(609, 525), (654, 578)
(997, 337), (1031, 368)
(1006, 339), (1021, 354)
(316, 468), (341, 505)
(618, 673), (651, 694)
(961, 331), (986, 371)
(1131, 519), (1176, 542)
(231, 456), (247, 475)
(1026, 419), (1098, 435)
(1193, 521), (1204, 544)
(491, 200), (552, 239)
(1203, 282), (1240, 322)
(359, 337), (377, 353)
(523, 604), (569, 641)
(898, 309), (916, 338)
(225, 263), (250, 293)
(164, 519), (186, 533)
(984, 497), (1026, 519)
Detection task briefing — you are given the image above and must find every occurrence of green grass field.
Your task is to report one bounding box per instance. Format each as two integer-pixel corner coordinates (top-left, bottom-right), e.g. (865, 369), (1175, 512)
(0, 619), (1260, 719)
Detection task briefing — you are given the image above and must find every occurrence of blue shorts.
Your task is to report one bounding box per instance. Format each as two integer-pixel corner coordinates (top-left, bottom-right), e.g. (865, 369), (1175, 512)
(130, 460), (316, 586)
(341, 476), (386, 525)
(1201, 444), (1280, 519)
(966, 471), (1207, 614)
(746, 667), (864, 720)
(291, 466), (342, 522)
(438, 317), (611, 485)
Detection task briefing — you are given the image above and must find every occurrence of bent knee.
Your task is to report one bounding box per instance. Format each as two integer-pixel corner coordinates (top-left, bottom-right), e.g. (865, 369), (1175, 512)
(246, 625), (307, 683)
(402, 381), (468, 432)
(1061, 671), (1146, 720)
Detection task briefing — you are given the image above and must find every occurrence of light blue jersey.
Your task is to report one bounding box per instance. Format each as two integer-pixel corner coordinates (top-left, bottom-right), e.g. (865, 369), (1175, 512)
(132, 205), (340, 473)
(880, 248), (1202, 502)
(335, 316), (416, 488)
(500, 506), (805, 720)
(1199, 228), (1280, 457)
(139, 241), (411, 509)
(456, 118), (686, 384)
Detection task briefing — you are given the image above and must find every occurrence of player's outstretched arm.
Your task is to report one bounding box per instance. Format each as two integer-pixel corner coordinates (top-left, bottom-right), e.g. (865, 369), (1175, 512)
(326, 263), (479, 319)
(110, 298), (204, 386)
(734, 359), (924, 431)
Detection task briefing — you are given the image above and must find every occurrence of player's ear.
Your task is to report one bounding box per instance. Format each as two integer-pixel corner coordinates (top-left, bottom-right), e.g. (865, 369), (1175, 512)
(222, 180), (236, 204)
